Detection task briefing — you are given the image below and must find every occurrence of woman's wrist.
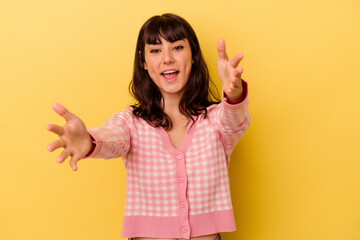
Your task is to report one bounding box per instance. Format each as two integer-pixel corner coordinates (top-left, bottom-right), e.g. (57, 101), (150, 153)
(225, 89), (245, 104)
(84, 133), (96, 157)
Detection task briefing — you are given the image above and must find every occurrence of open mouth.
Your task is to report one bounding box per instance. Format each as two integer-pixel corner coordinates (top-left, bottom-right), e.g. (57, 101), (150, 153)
(161, 70), (179, 81)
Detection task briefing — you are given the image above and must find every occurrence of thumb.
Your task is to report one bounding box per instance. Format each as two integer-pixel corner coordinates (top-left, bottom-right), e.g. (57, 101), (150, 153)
(217, 39), (228, 61)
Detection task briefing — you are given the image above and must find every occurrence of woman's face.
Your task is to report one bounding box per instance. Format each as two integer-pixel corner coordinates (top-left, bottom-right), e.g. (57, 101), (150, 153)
(144, 36), (193, 98)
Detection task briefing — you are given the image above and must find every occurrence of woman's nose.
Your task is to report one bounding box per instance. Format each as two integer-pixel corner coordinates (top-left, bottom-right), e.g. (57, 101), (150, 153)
(162, 49), (174, 64)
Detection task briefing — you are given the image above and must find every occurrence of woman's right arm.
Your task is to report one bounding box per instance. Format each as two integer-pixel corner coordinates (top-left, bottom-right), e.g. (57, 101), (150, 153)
(86, 110), (131, 160)
(46, 103), (94, 171)
(46, 103), (131, 171)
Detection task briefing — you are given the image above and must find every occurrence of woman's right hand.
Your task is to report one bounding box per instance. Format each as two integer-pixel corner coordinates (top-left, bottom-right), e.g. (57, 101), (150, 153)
(46, 103), (93, 171)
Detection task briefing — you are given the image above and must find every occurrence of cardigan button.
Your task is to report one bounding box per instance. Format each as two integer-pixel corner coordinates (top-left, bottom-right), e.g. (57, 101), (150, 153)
(177, 154), (182, 159)
(181, 203), (186, 208)
(179, 178), (184, 183)
(182, 227), (188, 233)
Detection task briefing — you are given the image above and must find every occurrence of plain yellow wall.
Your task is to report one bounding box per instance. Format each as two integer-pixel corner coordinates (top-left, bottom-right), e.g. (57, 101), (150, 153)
(1, 0), (359, 240)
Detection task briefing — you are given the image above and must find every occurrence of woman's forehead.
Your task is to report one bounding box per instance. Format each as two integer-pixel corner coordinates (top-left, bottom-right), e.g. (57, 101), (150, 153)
(145, 36), (187, 45)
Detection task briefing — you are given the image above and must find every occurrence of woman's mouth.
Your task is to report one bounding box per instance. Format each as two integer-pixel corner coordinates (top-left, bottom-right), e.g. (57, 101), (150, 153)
(161, 70), (179, 82)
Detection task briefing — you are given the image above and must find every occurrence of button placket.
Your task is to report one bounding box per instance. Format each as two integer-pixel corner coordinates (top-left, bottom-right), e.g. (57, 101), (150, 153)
(174, 150), (190, 239)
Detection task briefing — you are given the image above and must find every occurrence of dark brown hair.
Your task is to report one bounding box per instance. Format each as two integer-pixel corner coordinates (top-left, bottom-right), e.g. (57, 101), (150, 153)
(129, 13), (220, 130)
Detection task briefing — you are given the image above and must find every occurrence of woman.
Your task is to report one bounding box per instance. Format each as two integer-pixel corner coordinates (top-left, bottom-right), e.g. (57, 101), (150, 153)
(47, 13), (250, 240)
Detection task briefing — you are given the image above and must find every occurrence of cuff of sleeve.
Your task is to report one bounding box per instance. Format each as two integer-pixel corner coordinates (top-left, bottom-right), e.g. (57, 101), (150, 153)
(83, 129), (103, 159)
(222, 79), (249, 108)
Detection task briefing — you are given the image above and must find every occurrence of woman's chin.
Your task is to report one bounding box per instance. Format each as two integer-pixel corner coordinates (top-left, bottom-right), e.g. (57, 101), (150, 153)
(160, 87), (185, 96)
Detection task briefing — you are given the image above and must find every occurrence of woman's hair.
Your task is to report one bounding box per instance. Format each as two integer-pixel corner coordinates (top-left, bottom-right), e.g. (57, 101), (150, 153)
(129, 13), (220, 130)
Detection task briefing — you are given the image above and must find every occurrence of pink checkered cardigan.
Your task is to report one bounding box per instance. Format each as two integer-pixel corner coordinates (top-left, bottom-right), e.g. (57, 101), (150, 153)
(87, 80), (250, 239)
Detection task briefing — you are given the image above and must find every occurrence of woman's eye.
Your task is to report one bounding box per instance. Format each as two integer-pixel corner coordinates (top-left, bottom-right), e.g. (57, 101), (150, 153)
(173, 45), (184, 51)
(150, 49), (160, 53)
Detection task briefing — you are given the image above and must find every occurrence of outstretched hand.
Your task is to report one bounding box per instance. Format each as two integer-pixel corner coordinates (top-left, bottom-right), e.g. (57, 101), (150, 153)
(217, 39), (245, 103)
(46, 103), (93, 171)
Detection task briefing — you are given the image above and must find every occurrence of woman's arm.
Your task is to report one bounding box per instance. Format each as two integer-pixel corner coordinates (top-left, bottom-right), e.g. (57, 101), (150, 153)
(214, 81), (250, 164)
(46, 103), (94, 171)
(47, 104), (131, 171)
(214, 40), (251, 163)
(86, 110), (131, 160)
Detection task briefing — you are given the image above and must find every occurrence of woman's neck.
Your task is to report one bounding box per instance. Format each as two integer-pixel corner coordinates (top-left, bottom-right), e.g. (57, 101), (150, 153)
(162, 93), (188, 125)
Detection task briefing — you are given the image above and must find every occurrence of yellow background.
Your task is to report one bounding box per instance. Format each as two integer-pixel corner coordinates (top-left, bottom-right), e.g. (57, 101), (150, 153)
(1, 0), (359, 239)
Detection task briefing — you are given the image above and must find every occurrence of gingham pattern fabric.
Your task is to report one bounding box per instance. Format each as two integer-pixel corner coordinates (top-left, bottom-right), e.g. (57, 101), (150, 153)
(87, 80), (250, 239)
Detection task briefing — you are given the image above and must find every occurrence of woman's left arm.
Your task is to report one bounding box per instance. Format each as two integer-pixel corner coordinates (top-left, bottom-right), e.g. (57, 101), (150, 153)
(214, 39), (251, 163)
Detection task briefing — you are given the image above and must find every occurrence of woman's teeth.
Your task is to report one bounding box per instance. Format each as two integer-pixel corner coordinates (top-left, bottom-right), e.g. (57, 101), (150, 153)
(162, 70), (179, 75)
(161, 70), (179, 81)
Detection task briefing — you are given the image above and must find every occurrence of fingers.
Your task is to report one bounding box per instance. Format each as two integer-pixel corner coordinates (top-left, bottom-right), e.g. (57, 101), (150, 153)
(228, 67), (242, 84)
(47, 139), (65, 152)
(229, 53), (244, 68)
(233, 66), (243, 78)
(51, 103), (77, 121)
(217, 39), (228, 61)
(54, 149), (80, 171)
(69, 155), (81, 171)
(226, 67), (243, 94)
(46, 124), (64, 136)
(51, 148), (80, 171)
(57, 149), (70, 163)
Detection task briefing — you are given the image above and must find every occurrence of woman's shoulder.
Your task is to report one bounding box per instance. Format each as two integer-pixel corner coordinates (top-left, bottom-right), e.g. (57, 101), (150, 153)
(109, 106), (133, 118)
(122, 106), (152, 126)
(206, 102), (220, 110)
(106, 106), (140, 124)
(205, 102), (222, 115)
(193, 102), (221, 122)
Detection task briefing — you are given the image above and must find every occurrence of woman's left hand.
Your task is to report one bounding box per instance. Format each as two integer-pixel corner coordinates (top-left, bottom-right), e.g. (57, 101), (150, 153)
(217, 39), (245, 103)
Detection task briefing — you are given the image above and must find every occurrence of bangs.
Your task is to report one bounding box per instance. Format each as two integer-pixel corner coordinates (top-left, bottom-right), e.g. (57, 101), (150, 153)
(144, 16), (188, 44)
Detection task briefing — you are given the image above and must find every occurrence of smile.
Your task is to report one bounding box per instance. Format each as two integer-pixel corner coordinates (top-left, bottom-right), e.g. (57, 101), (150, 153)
(161, 70), (179, 82)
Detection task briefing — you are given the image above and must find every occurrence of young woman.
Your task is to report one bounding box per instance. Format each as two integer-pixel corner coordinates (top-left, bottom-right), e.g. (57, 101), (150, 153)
(47, 13), (250, 240)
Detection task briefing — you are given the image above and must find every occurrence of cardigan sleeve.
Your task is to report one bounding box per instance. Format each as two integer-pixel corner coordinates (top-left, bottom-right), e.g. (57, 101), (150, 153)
(214, 79), (250, 162)
(85, 108), (131, 160)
